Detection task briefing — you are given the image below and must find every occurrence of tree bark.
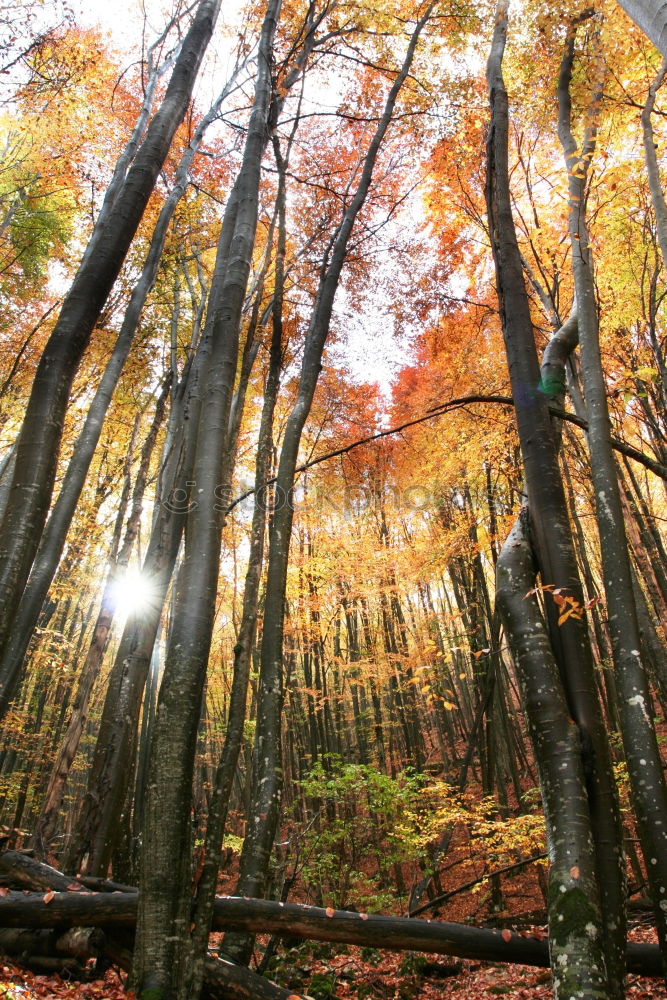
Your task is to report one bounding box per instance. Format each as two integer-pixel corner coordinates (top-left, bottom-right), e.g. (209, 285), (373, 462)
(558, 17), (667, 978)
(31, 379), (170, 854)
(0, 926), (104, 971)
(0, 890), (661, 977)
(223, 2), (437, 966)
(642, 59), (667, 269)
(65, 186), (240, 878)
(496, 513), (608, 997)
(188, 136), (287, 998)
(133, 1), (282, 995)
(486, 4), (625, 995)
(0, 0), (222, 688)
(0, 75), (237, 714)
(617, 1), (667, 55)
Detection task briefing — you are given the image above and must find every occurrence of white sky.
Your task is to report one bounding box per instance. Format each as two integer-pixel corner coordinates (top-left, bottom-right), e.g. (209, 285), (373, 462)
(72, 0), (193, 43)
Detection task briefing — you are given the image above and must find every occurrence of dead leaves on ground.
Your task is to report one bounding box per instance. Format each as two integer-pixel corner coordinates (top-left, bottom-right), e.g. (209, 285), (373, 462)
(0, 964), (134, 1000)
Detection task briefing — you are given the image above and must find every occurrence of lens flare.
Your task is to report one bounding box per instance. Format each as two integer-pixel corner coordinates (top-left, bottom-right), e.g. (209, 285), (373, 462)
(109, 566), (155, 619)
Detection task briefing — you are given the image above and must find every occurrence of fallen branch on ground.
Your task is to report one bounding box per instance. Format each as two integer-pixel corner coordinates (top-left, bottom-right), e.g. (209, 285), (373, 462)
(409, 853), (548, 918)
(0, 852), (661, 982)
(0, 890), (661, 976)
(0, 853), (308, 1000)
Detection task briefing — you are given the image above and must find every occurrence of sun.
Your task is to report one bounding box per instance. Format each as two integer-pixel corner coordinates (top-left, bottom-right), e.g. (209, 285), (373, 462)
(109, 566), (156, 619)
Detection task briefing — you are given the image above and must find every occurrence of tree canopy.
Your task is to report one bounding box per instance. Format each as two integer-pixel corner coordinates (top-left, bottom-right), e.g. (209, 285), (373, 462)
(1, 1), (667, 999)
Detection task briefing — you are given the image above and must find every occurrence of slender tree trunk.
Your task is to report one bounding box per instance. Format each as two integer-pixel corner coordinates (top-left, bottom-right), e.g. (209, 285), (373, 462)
(0, 0), (222, 686)
(0, 77), (237, 713)
(32, 380), (170, 855)
(642, 59), (667, 268)
(64, 348), (206, 876)
(133, 1), (282, 994)
(223, 3), (437, 964)
(188, 144), (287, 999)
(486, 4), (625, 994)
(558, 17), (667, 976)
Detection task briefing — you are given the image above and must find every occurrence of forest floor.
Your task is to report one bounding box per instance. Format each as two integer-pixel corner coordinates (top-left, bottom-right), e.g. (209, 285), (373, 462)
(0, 922), (662, 999)
(3, 770), (665, 997)
(293, 924), (664, 1000)
(0, 931), (664, 1000)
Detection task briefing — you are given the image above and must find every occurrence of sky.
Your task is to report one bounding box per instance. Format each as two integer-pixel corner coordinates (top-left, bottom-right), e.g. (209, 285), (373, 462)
(72, 0), (190, 44)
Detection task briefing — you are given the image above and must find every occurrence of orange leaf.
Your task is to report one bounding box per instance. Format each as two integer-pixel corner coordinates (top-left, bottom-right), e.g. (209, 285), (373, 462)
(325, 907), (335, 917)
(360, 912), (368, 920)
(570, 865), (580, 880)
(501, 929), (512, 942)
(0, 887), (8, 897)
(43, 890), (55, 904)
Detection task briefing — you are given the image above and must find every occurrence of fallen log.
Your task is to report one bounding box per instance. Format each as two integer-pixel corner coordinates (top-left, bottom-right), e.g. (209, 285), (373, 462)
(0, 891), (661, 976)
(409, 853), (548, 918)
(0, 926), (104, 961)
(103, 933), (310, 1000)
(0, 851), (134, 895)
(9, 956), (87, 976)
(204, 956), (310, 1000)
(77, 875), (137, 894)
(0, 852), (308, 1000)
(0, 851), (79, 892)
(0, 890), (136, 927)
(0, 926), (104, 977)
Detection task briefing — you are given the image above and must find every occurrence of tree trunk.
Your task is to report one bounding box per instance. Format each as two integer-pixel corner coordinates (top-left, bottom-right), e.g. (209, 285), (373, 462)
(496, 513), (608, 997)
(0, 76), (235, 711)
(32, 380), (169, 854)
(0, 889), (662, 977)
(642, 60), (667, 268)
(188, 135), (287, 998)
(133, 0), (282, 994)
(485, 4), (625, 994)
(558, 17), (667, 977)
(223, 4), (437, 965)
(617, 0), (667, 55)
(65, 351), (204, 876)
(0, 0), (222, 690)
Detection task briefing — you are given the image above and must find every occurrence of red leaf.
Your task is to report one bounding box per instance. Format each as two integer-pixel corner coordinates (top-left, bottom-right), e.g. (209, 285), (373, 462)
(501, 928), (512, 942)
(43, 890), (55, 904)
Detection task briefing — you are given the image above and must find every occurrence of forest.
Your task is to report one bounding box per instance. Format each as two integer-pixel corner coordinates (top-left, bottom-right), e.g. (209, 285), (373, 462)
(1, 0), (667, 997)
